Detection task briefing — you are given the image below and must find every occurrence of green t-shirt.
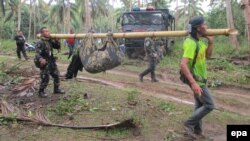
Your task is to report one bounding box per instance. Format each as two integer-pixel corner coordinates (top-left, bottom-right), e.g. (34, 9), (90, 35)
(183, 37), (207, 85)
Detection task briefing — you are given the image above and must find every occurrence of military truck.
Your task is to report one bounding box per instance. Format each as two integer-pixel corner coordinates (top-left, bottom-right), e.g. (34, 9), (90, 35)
(119, 6), (175, 58)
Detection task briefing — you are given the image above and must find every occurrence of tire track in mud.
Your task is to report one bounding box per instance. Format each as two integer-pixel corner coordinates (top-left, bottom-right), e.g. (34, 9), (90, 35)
(71, 68), (250, 116)
(75, 76), (194, 105)
(55, 61), (250, 116)
(107, 69), (250, 116)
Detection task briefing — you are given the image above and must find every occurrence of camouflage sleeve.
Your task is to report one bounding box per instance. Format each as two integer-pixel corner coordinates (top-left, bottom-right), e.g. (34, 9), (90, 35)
(144, 38), (157, 55)
(35, 41), (43, 60)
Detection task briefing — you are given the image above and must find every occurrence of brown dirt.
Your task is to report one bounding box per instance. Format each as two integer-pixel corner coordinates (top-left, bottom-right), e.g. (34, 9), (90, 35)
(104, 68), (250, 115)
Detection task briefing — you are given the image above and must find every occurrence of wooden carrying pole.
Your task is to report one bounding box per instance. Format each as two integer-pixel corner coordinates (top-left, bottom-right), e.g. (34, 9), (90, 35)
(38, 29), (238, 39)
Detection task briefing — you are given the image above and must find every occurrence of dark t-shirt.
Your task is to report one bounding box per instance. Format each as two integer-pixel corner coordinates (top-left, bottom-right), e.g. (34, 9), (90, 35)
(14, 35), (25, 46)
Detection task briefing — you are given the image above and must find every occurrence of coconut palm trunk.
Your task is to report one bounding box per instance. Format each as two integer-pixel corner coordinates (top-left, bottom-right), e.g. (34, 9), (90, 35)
(85, 0), (90, 32)
(241, 0), (250, 41)
(66, 0), (71, 33)
(33, 0), (36, 39)
(28, 0), (33, 40)
(225, 0), (240, 49)
(17, 0), (21, 31)
(241, 0), (250, 61)
(175, 0), (178, 30)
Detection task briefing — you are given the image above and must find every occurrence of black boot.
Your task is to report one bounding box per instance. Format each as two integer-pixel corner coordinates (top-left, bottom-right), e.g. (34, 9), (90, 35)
(151, 78), (159, 82)
(65, 73), (73, 79)
(151, 73), (158, 82)
(54, 85), (65, 94)
(38, 89), (48, 98)
(139, 74), (143, 82)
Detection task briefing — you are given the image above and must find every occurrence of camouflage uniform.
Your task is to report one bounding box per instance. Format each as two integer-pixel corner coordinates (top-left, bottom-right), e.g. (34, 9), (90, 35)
(35, 37), (64, 97)
(14, 35), (28, 60)
(139, 37), (159, 82)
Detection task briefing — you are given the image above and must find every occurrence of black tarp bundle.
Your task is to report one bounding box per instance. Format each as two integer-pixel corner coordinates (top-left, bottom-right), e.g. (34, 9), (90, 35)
(79, 33), (124, 73)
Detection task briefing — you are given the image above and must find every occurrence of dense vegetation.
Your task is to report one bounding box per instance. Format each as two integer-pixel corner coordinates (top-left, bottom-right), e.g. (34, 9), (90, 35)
(0, 0), (248, 42)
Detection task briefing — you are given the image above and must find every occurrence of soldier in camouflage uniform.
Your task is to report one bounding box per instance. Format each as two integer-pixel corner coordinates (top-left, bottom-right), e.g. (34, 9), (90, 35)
(35, 27), (65, 98)
(139, 37), (159, 82)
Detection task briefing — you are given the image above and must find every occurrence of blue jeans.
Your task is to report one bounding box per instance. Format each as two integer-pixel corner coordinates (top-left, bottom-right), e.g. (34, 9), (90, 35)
(67, 44), (74, 58)
(185, 86), (215, 134)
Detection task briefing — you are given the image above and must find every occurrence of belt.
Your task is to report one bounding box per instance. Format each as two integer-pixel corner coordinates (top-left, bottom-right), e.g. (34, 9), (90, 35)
(194, 76), (207, 84)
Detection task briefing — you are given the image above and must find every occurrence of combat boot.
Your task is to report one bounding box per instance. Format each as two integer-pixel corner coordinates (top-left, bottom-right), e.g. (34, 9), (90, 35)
(151, 78), (159, 82)
(54, 85), (65, 94)
(38, 89), (48, 98)
(139, 74), (143, 82)
(151, 74), (158, 82)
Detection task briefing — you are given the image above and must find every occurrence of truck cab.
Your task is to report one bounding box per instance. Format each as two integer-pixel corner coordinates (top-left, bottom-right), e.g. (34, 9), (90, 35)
(120, 6), (175, 58)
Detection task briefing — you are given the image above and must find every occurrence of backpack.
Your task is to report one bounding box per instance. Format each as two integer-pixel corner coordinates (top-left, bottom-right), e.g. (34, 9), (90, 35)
(179, 39), (199, 85)
(66, 38), (75, 45)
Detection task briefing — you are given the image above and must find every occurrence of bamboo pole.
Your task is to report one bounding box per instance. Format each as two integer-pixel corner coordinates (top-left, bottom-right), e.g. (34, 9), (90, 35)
(37, 29), (238, 39)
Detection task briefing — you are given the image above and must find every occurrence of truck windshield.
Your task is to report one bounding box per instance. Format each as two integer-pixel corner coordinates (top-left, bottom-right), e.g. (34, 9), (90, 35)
(122, 12), (163, 25)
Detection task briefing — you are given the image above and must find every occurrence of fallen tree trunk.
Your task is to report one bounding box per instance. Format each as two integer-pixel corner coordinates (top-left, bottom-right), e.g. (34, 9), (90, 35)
(0, 99), (135, 129)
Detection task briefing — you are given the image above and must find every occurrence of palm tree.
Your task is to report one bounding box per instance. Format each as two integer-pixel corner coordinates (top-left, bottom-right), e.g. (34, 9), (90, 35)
(0, 0), (6, 39)
(175, 0), (205, 29)
(225, 0), (239, 48)
(210, 0), (239, 48)
(120, 0), (132, 11)
(240, 0), (250, 61)
(4, 0), (20, 31)
(73, 0), (85, 32)
(89, 0), (109, 30)
(85, 0), (90, 32)
(49, 0), (66, 33)
(33, 0), (49, 38)
(151, 0), (170, 9)
(28, 0), (32, 40)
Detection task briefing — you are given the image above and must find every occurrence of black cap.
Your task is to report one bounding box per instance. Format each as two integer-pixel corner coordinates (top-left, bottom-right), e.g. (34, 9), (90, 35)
(189, 16), (205, 27)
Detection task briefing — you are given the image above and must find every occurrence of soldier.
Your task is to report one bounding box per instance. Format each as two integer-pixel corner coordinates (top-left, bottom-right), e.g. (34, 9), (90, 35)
(35, 27), (65, 98)
(14, 30), (28, 60)
(139, 37), (159, 82)
(180, 16), (214, 139)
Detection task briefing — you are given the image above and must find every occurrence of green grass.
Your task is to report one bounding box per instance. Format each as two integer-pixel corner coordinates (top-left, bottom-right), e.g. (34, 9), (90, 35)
(159, 40), (183, 70)
(0, 40), (16, 55)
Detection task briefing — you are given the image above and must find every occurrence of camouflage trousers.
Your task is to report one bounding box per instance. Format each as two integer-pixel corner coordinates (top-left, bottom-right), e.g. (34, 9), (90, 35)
(39, 62), (60, 90)
(16, 45), (28, 60)
(140, 56), (157, 79)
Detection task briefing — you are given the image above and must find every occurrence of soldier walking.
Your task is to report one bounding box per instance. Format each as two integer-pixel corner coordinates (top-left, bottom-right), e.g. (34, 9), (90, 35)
(34, 27), (65, 98)
(139, 37), (159, 82)
(14, 30), (28, 60)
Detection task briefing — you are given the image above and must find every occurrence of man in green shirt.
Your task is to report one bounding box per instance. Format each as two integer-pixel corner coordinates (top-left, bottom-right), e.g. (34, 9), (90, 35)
(180, 16), (215, 139)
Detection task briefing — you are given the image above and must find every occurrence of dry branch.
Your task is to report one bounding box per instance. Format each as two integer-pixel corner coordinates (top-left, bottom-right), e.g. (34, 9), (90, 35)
(0, 99), (135, 129)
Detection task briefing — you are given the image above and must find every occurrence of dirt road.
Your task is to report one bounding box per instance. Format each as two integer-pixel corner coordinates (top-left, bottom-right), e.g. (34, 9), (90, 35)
(66, 65), (250, 117)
